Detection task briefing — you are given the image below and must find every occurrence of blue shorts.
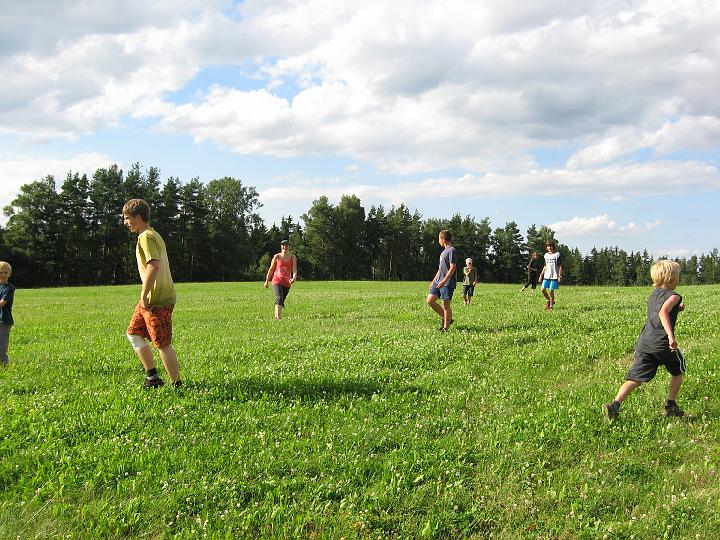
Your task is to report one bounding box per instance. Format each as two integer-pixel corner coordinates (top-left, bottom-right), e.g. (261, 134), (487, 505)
(429, 284), (455, 301)
(462, 285), (475, 297)
(542, 279), (559, 290)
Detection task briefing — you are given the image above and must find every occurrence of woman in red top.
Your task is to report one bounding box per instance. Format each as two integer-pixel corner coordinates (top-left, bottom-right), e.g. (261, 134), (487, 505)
(264, 240), (298, 320)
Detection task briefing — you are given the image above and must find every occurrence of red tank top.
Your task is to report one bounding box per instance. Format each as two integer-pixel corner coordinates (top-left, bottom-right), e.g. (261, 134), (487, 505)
(272, 256), (293, 287)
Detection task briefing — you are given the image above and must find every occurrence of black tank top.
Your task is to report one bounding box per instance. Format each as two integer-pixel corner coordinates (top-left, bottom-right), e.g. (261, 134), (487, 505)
(636, 287), (682, 353)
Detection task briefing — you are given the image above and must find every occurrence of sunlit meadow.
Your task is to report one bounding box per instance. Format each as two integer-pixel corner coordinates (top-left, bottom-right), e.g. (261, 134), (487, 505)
(1, 282), (719, 539)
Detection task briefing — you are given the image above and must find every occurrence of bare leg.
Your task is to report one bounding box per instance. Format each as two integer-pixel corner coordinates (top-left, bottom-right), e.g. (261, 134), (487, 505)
(442, 299), (452, 329)
(668, 375), (683, 401)
(158, 345), (180, 384)
(426, 294), (444, 320)
(550, 290), (556, 307)
(135, 344), (156, 371)
(275, 304), (282, 320)
(614, 380), (641, 404)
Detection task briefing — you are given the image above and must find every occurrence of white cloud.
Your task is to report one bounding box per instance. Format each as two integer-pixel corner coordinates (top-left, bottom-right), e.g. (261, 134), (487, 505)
(2, 0), (720, 202)
(652, 248), (701, 259)
(549, 215), (617, 236)
(258, 160), (720, 211)
(549, 215), (662, 237)
(0, 153), (117, 224)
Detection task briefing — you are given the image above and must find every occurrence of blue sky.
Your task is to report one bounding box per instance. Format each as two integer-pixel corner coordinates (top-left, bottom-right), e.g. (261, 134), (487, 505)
(2, 0), (719, 258)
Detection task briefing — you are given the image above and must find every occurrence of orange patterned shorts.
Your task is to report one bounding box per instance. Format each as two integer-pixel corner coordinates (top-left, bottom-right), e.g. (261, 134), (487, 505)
(127, 303), (174, 349)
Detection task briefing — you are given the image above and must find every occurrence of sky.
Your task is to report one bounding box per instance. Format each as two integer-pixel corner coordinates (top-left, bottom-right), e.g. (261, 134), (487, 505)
(1, 0), (719, 258)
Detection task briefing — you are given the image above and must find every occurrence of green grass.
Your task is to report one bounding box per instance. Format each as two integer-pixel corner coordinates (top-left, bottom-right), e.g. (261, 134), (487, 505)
(1, 282), (719, 539)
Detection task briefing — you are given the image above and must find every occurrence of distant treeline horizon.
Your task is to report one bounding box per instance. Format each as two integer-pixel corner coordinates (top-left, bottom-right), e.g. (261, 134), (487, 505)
(2, 163), (718, 288)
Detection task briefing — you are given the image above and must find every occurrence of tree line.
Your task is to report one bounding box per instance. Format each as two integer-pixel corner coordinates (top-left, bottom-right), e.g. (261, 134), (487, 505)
(1, 164), (718, 288)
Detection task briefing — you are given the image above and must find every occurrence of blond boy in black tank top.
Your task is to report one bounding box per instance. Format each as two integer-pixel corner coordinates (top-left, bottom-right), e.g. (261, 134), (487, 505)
(603, 260), (686, 421)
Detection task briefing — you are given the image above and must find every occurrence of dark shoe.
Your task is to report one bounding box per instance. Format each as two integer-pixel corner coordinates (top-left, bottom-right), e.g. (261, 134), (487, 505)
(144, 377), (164, 389)
(440, 318), (454, 331)
(603, 401), (620, 421)
(664, 402), (685, 417)
(173, 380), (183, 388)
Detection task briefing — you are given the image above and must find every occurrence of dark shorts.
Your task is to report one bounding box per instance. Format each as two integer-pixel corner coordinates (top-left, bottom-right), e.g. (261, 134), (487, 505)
(429, 284), (454, 301)
(462, 285), (475, 297)
(625, 349), (686, 382)
(127, 303), (174, 349)
(272, 284), (291, 306)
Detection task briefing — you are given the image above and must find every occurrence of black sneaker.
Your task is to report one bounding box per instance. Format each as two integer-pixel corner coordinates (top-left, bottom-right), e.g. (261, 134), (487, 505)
(603, 401), (620, 421)
(144, 377), (164, 389)
(173, 380), (183, 388)
(664, 402), (685, 417)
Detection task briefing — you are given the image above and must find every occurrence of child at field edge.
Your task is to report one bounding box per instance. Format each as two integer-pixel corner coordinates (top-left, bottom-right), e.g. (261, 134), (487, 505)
(122, 199), (182, 389)
(603, 260), (686, 421)
(0, 261), (15, 368)
(264, 239), (298, 320)
(462, 258), (477, 306)
(426, 229), (458, 331)
(538, 241), (562, 310)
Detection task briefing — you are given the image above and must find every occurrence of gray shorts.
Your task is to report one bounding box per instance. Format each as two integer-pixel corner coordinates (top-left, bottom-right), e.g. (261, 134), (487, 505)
(625, 349), (686, 382)
(272, 284), (290, 306)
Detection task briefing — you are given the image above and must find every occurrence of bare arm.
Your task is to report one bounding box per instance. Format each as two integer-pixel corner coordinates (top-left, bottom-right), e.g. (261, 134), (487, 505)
(0, 299), (6, 308)
(538, 265), (546, 282)
(437, 263), (457, 287)
(141, 260), (160, 309)
(290, 255), (298, 284)
(264, 255), (278, 288)
(659, 294), (682, 351)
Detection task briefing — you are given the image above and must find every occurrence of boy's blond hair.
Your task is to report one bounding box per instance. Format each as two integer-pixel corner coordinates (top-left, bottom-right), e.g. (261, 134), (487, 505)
(651, 260), (680, 289)
(122, 199), (150, 222)
(439, 229), (453, 242)
(0, 261), (11, 276)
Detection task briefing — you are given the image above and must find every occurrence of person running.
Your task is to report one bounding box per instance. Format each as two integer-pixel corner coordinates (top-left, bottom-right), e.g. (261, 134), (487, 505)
(603, 260), (686, 420)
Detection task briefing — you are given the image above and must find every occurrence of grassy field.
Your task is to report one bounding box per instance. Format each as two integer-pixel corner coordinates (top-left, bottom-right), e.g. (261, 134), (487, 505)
(1, 281), (719, 539)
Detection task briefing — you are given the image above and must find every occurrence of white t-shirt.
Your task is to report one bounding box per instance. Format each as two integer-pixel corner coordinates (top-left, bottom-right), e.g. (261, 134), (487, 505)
(543, 252), (562, 280)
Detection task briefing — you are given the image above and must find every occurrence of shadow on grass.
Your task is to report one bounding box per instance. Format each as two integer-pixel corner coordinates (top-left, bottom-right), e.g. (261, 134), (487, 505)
(185, 376), (382, 402)
(179, 377), (438, 403)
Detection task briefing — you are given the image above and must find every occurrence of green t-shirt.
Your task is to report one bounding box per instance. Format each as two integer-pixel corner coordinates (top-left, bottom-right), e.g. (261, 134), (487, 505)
(463, 267), (477, 286)
(136, 228), (176, 306)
